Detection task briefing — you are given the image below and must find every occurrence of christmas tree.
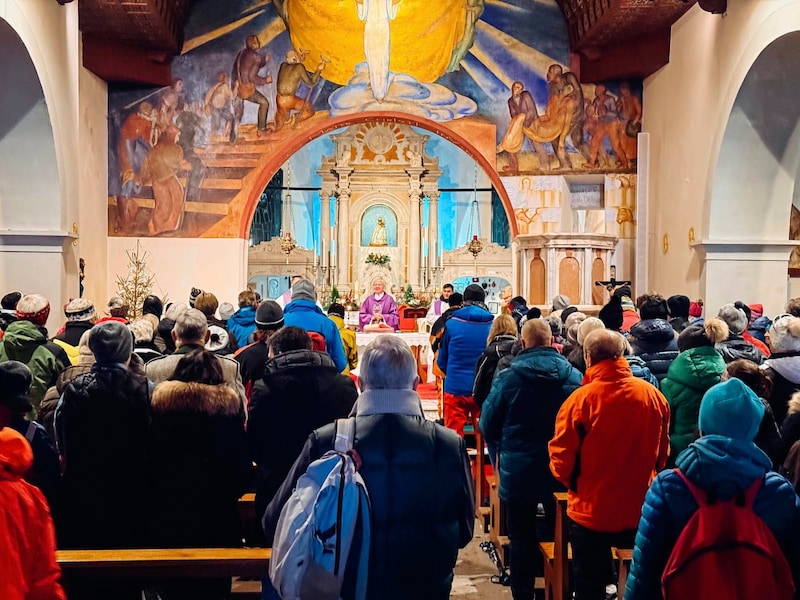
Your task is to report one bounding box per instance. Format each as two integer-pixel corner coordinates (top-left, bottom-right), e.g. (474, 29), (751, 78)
(116, 240), (156, 319)
(404, 284), (414, 305)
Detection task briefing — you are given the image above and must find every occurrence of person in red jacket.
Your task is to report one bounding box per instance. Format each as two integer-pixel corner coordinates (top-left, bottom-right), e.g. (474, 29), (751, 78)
(0, 409), (65, 600)
(549, 328), (670, 600)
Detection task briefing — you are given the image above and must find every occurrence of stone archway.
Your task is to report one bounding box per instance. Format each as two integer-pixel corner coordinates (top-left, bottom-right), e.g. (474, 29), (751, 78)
(700, 32), (800, 315)
(238, 112), (518, 240)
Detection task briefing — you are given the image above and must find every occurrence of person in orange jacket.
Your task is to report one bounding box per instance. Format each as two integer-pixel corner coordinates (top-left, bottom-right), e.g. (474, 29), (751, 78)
(0, 418), (65, 600)
(549, 328), (670, 600)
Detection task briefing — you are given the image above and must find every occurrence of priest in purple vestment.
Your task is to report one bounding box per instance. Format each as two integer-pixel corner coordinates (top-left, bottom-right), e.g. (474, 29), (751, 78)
(359, 278), (399, 331)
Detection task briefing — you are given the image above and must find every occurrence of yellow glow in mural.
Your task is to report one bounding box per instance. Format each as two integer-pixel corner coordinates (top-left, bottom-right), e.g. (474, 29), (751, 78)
(285, 0), (466, 86)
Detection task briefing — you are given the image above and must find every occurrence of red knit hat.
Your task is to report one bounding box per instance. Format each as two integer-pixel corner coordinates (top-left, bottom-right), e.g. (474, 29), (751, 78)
(15, 294), (50, 326)
(689, 300), (703, 318)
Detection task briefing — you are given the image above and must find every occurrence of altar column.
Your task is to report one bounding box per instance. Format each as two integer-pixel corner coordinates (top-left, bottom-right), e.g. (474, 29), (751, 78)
(409, 190), (422, 288)
(335, 166), (353, 290)
(320, 187), (332, 287)
(428, 191), (439, 281)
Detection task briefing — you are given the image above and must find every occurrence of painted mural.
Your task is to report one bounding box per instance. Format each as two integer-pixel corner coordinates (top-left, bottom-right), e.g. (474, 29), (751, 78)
(107, 0), (643, 239)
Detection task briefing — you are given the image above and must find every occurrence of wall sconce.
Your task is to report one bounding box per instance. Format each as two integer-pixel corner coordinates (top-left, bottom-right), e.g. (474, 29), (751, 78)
(688, 227), (695, 245)
(662, 234), (669, 254)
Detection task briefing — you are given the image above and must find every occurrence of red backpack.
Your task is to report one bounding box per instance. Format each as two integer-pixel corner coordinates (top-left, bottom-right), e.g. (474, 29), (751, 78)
(661, 469), (795, 600)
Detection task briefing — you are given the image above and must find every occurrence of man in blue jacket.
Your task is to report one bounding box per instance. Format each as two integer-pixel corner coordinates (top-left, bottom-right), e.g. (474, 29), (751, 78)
(480, 318), (582, 600)
(283, 279), (347, 372)
(437, 283), (493, 436)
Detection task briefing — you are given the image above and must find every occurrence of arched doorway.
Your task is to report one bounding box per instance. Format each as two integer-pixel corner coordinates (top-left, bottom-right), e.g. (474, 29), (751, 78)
(701, 32), (800, 315)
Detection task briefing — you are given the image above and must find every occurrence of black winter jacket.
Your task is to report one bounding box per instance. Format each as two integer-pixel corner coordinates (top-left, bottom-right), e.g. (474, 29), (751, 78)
(264, 392), (474, 600)
(629, 318), (678, 382)
(55, 364), (151, 549)
(248, 349), (357, 519)
(473, 334), (517, 407)
(715, 335), (765, 366)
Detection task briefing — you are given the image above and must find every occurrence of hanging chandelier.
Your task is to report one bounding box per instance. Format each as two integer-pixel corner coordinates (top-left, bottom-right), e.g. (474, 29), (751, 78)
(468, 235), (483, 258)
(280, 164), (297, 257)
(466, 164), (483, 260)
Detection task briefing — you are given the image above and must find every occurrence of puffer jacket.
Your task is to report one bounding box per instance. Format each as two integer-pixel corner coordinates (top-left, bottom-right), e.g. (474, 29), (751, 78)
(248, 349), (357, 519)
(0, 320), (70, 418)
(283, 299), (347, 372)
(625, 437), (800, 599)
(626, 355), (660, 388)
(780, 393), (800, 460)
(629, 318), (679, 382)
(480, 347), (582, 502)
(715, 335), (765, 366)
(549, 357), (671, 532)
(660, 346), (726, 460)
(227, 306), (257, 350)
(763, 350), (800, 426)
(437, 304), (494, 396)
(473, 334), (517, 407)
(0, 428), (66, 600)
(264, 390), (475, 600)
(149, 380), (251, 548)
(54, 364), (151, 549)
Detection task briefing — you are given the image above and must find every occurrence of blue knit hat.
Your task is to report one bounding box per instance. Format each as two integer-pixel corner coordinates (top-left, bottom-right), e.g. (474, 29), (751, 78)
(698, 378), (764, 442)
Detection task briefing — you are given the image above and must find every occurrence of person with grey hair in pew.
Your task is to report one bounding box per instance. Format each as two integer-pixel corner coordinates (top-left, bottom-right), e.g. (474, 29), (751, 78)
(264, 335), (474, 599)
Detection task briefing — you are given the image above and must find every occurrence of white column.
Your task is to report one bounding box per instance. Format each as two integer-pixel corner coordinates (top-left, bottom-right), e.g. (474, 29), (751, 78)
(337, 191), (351, 289)
(428, 191), (439, 275)
(320, 188), (331, 269)
(409, 190), (421, 289)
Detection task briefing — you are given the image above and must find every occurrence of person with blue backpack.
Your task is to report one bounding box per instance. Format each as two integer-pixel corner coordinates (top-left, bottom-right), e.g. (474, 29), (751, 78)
(264, 335), (475, 600)
(626, 378), (800, 599)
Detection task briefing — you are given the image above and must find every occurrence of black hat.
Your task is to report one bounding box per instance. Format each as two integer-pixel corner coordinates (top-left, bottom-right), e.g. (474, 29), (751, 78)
(448, 293), (463, 307)
(527, 307), (542, 319)
(598, 295), (624, 330)
(328, 303), (345, 319)
(142, 295), (163, 318)
(613, 285), (632, 299)
(255, 300), (284, 330)
(0, 361), (33, 413)
(89, 321), (133, 364)
(560, 305), (578, 324)
(464, 284), (485, 302)
(667, 295), (690, 319)
(509, 296), (527, 308)
(1, 291), (22, 311)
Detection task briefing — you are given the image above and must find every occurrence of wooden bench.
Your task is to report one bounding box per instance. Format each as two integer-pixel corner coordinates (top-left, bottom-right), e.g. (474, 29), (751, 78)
(539, 492), (570, 600)
(613, 547), (633, 600)
(56, 547), (271, 579)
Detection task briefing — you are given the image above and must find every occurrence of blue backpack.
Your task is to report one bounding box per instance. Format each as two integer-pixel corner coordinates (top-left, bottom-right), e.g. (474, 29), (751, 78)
(269, 418), (371, 600)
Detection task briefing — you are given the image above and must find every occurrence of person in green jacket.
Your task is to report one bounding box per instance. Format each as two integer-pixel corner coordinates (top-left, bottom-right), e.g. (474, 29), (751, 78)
(661, 317), (729, 464)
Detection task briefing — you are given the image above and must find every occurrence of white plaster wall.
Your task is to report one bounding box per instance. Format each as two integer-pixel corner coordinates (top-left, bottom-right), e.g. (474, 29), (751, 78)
(643, 0), (800, 305)
(107, 238), (250, 314)
(0, 0), (84, 333)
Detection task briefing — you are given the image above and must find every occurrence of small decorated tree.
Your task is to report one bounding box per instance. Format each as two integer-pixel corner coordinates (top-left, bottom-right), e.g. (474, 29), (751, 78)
(330, 285), (341, 305)
(404, 284), (414, 305)
(116, 240), (156, 319)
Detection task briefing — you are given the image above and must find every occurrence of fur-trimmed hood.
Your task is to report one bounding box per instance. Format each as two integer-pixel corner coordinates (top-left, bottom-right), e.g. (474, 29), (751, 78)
(787, 392), (800, 417)
(151, 380), (242, 417)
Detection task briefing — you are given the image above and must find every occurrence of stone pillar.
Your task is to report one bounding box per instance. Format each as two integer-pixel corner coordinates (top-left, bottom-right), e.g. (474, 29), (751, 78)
(335, 167), (353, 290)
(409, 190), (421, 289)
(320, 187), (332, 269)
(428, 191), (439, 278)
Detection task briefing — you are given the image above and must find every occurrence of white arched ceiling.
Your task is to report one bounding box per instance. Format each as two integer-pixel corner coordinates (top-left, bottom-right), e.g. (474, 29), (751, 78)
(0, 18), (60, 230)
(709, 32), (800, 241)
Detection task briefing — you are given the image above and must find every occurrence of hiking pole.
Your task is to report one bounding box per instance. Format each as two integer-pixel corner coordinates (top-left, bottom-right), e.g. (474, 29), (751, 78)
(479, 540), (511, 586)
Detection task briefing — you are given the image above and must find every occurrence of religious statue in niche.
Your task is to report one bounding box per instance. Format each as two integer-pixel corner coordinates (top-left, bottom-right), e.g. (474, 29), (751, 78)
(361, 205), (397, 247)
(370, 218), (388, 246)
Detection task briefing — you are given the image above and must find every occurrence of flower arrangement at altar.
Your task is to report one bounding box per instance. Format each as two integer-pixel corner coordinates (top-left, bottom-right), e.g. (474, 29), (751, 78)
(365, 253), (391, 268)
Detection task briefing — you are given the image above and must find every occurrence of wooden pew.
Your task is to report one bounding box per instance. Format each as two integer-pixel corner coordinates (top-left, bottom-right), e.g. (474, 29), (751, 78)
(539, 492), (570, 600)
(614, 547), (633, 600)
(56, 547), (271, 579)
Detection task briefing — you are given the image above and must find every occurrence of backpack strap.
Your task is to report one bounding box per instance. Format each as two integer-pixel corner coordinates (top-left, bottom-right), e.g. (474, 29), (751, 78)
(24, 421), (37, 444)
(335, 417), (355, 453)
(675, 468), (763, 509)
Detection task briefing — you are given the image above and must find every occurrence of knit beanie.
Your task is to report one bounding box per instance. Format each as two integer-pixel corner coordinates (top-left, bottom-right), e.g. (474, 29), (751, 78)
(598, 295), (624, 330)
(255, 300), (284, 330)
(142, 295), (163, 319)
(699, 378), (764, 441)
(107, 297), (129, 319)
(291, 280), (317, 302)
(164, 302), (188, 322)
(448, 293), (463, 307)
(189, 287), (203, 308)
(748, 304), (764, 326)
(64, 298), (96, 322)
(667, 295), (690, 319)
(89, 320), (133, 365)
(128, 318), (155, 344)
(564, 311), (587, 331)
(327, 303), (345, 319)
(194, 292), (219, 317)
(219, 302), (236, 321)
(552, 294), (571, 311)
(640, 297), (668, 321)
(717, 303), (748, 335)
(677, 318), (729, 352)
(464, 284), (486, 303)
(1, 291), (21, 311)
(15, 294), (50, 326)
(577, 317), (605, 346)
(769, 314), (800, 353)
(0, 361), (33, 413)
(689, 301), (703, 318)
(560, 305), (578, 324)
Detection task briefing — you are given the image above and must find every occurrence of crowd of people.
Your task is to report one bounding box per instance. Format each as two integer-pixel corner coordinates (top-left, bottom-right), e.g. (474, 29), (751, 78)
(4, 279), (800, 599)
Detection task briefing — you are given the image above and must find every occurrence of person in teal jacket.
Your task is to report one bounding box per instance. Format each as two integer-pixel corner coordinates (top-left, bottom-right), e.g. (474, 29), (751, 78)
(626, 378), (800, 599)
(480, 318), (582, 600)
(660, 318), (729, 464)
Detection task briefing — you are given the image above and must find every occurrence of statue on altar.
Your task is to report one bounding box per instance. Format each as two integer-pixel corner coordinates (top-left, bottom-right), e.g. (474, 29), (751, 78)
(369, 217), (388, 246)
(359, 277), (399, 331)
